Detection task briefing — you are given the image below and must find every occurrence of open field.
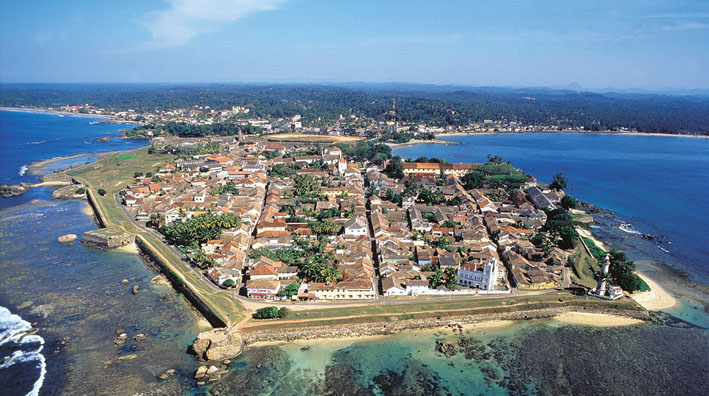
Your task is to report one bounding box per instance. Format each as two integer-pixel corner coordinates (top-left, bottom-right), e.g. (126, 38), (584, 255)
(262, 133), (363, 143)
(240, 291), (644, 331)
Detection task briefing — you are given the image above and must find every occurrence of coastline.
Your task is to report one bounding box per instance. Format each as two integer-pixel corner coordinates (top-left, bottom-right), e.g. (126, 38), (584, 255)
(1, 106), (110, 119)
(433, 130), (709, 139)
(552, 312), (643, 327)
(1, 106), (144, 125)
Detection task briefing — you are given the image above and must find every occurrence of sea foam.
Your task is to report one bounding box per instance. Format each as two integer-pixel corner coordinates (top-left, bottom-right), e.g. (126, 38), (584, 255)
(0, 306), (46, 396)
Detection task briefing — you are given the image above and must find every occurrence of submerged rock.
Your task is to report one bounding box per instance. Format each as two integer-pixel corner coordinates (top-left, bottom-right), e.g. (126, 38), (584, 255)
(191, 328), (243, 362)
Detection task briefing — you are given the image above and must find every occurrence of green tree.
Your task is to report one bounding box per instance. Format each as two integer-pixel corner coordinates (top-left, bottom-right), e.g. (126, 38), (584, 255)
(253, 306), (280, 319)
(561, 194), (578, 209)
(383, 156), (405, 179)
(97, 188), (106, 196)
(608, 250), (644, 292)
(277, 283), (301, 297)
(223, 279), (236, 288)
(559, 226), (578, 249)
(444, 267), (458, 288)
(427, 268), (444, 288)
(295, 175), (317, 195)
(442, 219), (458, 229)
(550, 172), (567, 190)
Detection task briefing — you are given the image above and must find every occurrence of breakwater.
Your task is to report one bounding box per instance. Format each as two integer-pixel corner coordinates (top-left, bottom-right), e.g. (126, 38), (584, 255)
(240, 306), (650, 344)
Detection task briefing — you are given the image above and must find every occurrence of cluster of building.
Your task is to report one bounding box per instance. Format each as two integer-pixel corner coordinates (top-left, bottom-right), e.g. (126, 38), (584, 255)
(120, 136), (576, 303)
(367, 162), (565, 297)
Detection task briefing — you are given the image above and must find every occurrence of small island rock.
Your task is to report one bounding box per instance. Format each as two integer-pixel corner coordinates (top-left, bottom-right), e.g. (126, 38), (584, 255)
(58, 234), (78, 243)
(190, 328), (243, 362)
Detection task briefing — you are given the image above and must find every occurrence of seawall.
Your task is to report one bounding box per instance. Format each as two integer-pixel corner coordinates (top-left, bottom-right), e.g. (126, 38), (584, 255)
(85, 189), (107, 228)
(240, 306), (650, 345)
(84, 185), (227, 328)
(134, 236), (227, 328)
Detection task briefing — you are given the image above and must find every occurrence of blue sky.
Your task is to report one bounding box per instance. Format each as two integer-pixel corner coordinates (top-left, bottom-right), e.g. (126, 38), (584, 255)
(1, 0), (708, 88)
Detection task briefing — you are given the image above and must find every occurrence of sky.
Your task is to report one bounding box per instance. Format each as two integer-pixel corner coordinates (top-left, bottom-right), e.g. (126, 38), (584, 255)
(1, 0), (708, 89)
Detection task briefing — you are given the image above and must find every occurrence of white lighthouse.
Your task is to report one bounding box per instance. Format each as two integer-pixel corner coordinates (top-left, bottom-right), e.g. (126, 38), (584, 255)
(589, 255), (623, 300)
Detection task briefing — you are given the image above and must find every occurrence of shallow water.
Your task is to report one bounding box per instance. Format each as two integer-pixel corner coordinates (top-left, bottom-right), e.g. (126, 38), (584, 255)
(0, 196), (207, 395)
(215, 320), (708, 396)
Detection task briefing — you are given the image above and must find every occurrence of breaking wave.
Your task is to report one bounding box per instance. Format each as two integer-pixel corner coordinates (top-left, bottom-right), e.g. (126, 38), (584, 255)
(0, 306), (46, 396)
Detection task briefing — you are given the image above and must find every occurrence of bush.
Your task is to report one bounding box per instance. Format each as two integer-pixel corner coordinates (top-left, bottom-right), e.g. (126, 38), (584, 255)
(97, 188), (106, 196)
(278, 307), (289, 318)
(253, 306), (288, 319)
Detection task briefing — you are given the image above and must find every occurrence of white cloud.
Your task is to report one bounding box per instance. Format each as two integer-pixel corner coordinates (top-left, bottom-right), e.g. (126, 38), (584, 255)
(658, 22), (709, 31)
(143, 0), (286, 48)
(641, 12), (709, 19)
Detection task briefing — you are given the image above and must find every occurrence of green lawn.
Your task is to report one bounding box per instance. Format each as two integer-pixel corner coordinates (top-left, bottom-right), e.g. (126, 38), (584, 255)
(244, 292), (643, 331)
(569, 242), (600, 289)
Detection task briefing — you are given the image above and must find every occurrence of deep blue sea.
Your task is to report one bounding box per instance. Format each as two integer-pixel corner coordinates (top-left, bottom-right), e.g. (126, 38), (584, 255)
(0, 109), (149, 210)
(0, 113), (707, 395)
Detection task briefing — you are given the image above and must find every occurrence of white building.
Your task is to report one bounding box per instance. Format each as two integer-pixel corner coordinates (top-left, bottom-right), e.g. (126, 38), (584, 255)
(457, 257), (500, 290)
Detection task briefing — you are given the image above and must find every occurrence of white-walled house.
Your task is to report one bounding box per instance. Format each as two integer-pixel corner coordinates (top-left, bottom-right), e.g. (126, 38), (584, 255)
(457, 257), (500, 290)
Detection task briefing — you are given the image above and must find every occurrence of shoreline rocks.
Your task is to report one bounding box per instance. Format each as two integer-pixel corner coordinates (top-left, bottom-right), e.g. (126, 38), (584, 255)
(190, 328), (243, 362)
(0, 183), (32, 198)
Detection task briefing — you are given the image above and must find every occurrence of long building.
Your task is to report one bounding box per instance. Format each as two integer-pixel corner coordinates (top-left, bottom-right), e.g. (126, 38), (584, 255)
(402, 162), (480, 177)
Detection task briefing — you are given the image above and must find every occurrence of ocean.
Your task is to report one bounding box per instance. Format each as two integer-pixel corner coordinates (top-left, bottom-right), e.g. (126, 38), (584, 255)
(392, 134), (709, 328)
(0, 112), (707, 395)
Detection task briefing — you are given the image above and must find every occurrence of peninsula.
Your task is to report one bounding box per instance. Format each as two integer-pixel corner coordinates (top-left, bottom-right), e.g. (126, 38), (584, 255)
(58, 131), (658, 354)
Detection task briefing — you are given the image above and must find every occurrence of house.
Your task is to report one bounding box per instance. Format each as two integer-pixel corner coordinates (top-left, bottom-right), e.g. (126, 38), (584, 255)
(264, 144), (287, 152)
(381, 276), (406, 296)
(527, 187), (557, 210)
(249, 265), (278, 280)
(245, 279), (281, 298)
(343, 217), (368, 236)
(323, 146), (342, 157)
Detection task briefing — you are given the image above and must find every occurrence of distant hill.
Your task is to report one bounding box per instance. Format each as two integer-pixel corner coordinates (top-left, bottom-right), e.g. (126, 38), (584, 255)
(1, 83), (708, 135)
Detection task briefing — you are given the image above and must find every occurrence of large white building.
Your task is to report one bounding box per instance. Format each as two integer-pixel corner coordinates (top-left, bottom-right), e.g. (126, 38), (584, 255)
(457, 257), (500, 290)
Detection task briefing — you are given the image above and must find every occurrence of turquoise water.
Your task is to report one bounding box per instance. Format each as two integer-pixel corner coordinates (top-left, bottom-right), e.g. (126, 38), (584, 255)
(1, 112), (707, 395)
(214, 320), (708, 396)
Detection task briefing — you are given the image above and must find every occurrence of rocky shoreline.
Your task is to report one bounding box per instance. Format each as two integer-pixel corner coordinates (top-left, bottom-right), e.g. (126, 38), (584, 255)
(239, 306), (650, 345)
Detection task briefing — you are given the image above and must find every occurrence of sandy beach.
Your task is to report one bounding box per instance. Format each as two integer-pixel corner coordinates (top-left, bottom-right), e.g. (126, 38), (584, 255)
(80, 202), (94, 216)
(26, 153), (97, 175)
(115, 243), (140, 254)
(1, 106), (110, 119)
(553, 312), (643, 327)
(630, 272), (677, 311)
(33, 181), (71, 187)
